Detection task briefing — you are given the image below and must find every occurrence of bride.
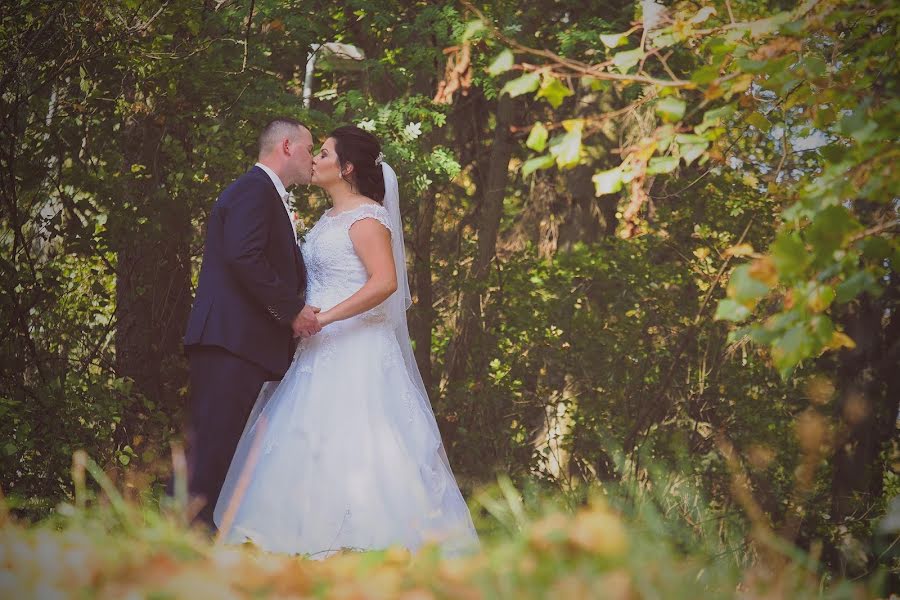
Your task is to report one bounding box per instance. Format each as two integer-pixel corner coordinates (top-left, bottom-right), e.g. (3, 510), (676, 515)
(213, 125), (479, 558)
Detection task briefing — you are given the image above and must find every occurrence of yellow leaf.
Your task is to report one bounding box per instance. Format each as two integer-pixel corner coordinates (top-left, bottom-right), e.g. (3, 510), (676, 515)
(562, 118), (583, 132)
(725, 243), (755, 257)
(729, 74), (754, 95)
(633, 140), (658, 162)
(827, 331), (856, 350)
(749, 257), (778, 286)
(703, 83), (725, 101)
(807, 285), (835, 313)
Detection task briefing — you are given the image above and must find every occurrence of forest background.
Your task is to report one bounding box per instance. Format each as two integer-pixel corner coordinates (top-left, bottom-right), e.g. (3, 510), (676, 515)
(1, 0), (898, 594)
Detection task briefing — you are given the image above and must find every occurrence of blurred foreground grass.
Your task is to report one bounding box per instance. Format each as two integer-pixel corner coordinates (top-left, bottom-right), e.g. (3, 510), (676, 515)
(0, 450), (889, 599)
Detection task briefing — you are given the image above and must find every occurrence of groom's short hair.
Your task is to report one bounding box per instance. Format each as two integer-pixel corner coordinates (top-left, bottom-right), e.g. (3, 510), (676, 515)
(258, 117), (306, 156)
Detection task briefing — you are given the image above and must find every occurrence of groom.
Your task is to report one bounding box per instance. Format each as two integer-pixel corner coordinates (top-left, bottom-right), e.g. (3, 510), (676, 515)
(182, 117), (320, 529)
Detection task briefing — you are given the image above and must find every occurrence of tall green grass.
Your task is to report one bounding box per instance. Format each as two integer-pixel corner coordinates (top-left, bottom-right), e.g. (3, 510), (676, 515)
(0, 447), (885, 599)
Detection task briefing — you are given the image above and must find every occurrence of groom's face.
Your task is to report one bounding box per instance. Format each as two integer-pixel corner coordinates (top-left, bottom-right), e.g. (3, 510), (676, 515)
(288, 126), (315, 186)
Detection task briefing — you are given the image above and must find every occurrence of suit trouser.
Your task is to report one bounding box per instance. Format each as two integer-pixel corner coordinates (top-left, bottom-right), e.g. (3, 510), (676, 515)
(185, 345), (276, 530)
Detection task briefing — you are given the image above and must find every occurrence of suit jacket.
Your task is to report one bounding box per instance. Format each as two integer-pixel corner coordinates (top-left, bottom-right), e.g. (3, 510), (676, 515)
(184, 166), (307, 376)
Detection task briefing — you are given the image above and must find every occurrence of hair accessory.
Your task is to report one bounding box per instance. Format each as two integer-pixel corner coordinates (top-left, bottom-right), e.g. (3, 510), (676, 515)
(375, 152), (384, 166)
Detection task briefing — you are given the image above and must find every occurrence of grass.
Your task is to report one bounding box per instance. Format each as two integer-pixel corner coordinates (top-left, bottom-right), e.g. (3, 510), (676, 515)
(0, 449), (887, 599)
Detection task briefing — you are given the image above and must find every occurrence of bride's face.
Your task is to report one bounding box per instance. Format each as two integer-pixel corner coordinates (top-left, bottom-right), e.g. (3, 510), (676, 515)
(311, 137), (348, 189)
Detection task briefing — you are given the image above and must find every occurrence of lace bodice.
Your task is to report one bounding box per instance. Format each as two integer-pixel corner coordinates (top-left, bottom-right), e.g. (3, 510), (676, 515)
(301, 203), (393, 320)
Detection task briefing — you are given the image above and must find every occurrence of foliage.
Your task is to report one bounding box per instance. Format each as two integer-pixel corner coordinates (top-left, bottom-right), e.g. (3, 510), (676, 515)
(473, 0), (898, 376)
(0, 455), (886, 599)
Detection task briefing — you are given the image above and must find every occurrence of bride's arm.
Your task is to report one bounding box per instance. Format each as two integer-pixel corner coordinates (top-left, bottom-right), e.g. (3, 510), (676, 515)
(317, 218), (398, 327)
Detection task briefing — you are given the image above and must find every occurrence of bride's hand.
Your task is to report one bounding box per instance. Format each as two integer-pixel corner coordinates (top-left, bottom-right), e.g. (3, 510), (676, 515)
(316, 311), (333, 328)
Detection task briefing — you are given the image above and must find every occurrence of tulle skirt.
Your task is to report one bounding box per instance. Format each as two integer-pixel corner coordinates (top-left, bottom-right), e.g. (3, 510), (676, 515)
(213, 316), (479, 559)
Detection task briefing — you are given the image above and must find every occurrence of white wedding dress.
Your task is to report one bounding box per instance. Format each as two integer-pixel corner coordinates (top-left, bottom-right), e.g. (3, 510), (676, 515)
(213, 192), (479, 559)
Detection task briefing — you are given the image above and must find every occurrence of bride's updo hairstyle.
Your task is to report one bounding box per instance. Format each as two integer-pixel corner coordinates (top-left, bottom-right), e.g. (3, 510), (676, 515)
(329, 125), (386, 204)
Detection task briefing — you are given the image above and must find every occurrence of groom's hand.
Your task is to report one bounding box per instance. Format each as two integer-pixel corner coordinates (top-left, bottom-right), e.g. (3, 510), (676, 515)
(292, 305), (321, 338)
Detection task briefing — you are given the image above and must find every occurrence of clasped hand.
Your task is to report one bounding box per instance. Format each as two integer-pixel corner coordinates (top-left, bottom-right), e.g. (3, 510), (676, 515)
(292, 304), (322, 338)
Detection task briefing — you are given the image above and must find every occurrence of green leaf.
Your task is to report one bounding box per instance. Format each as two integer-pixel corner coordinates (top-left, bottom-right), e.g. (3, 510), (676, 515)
(835, 270), (877, 304)
(79, 67), (91, 93)
(680, 142), (708, 166)
(819, 142), (847, 163)
(726, 326), (751, 344)
(592, 168), (623, 195)
(746, 323), (780, 345)
(780, 20), (806, 36)
(702, 104), (735, 124)
(810, 315), (836, 347)
(501, 72), (541, 97)
(715, 299), (751, 322)
(839, 108), (868, 136)
(773, 323), (814, 377)
(691, 65), (720, 85)
(705, 37), (737, 59)
(801, 55), (827, 77)
(487, 49), (514, 76)
(537, 78), (573, 109)
(859, 237), (892, 261)
(600, 32), (629, 49)
(852, 122), (878, 143)
(521, 154), (555, 177)
(675, 134), (707, 145)
(746, 111), (772, 132)
(807, 205), (862, 257)
(746, 12), (793, 38)
(727, 264), (770, 307)
(737, 58), (769, 73)
(526, 122), (549, 152)
(690, 6), (717, 24)
(770, 232), (807, 278)
(581, 76), (610, 92)
(841, 108), (878, 144)
(656, 97), (686, 122)
(612, 48), (643, 73)
(657, 128), (675, 153)
(650, 32), (677, 49)
(549, 121), (583, 169)
(462, 20), (486, 41)
(647, 156), (679, 174)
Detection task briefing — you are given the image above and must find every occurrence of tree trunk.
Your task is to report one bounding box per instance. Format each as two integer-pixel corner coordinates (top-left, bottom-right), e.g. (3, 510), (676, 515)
(442, 89), (517, 387)
(409, 190), (436, 393)
(829, 285), (900, 575)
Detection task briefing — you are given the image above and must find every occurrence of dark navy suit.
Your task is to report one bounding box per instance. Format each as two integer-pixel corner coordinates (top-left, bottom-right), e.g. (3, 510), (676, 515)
(183, 165), (306, 528)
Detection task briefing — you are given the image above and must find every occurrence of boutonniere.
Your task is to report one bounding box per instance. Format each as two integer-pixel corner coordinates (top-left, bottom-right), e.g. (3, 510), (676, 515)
(294, 213), (309, 244)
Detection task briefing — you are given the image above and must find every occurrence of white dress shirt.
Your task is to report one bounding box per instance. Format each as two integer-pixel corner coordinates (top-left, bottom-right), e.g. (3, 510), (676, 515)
(255, 162), (297, 242)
